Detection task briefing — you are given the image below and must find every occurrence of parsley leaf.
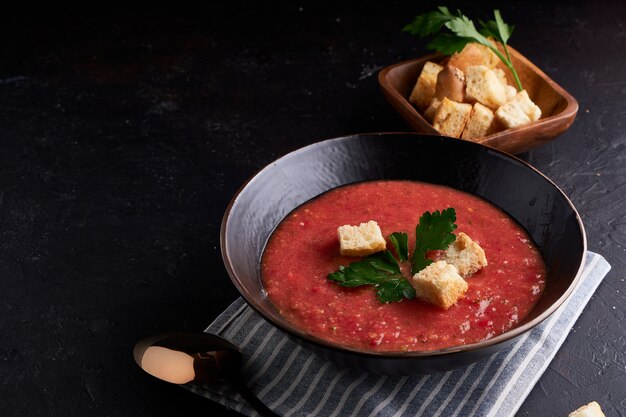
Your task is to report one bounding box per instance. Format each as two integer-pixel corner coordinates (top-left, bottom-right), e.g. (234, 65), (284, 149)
(496, 10), (513, 41)
(479, 10), (519, 90)
(376, 276), (417, 304)
(480, 10), (514, 46)
(402, 7), (453, 37)
(404, 8), (523, 91)
(427, 33), (474, 55)
(328, 251), (415, 303)
(388, 232), (409, 261)
(410, 208), (458, 274)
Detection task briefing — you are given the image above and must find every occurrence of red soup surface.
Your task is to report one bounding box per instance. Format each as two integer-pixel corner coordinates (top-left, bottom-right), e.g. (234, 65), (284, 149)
(261, 181), (546, 352)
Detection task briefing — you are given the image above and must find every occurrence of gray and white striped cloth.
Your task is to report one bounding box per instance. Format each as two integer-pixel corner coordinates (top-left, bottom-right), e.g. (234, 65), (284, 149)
(189, 252), (610, 417)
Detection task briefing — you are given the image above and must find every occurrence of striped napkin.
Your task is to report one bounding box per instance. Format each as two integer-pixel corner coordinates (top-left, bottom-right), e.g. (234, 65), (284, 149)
(189, 251), (610, 417)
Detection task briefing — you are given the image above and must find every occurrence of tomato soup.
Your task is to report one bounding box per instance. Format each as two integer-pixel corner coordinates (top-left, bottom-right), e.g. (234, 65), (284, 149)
(261, 181), (546, 352)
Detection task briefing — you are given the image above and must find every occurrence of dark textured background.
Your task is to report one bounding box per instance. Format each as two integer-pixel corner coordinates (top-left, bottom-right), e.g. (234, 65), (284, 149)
(0, 1), (624, 416)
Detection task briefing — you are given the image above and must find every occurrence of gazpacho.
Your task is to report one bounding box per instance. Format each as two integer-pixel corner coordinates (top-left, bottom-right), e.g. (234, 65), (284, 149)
(261, 180), (546, 352)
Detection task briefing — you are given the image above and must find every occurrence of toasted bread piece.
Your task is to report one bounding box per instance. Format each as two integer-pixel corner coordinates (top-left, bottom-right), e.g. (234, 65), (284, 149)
(465, 65), (508, 110)
(435, 65), (465, 102)
(491, 68), (518, 101)
(460, 103), (497, 141)
(493, 69), (518, 101)
(505, 85), (517, 101)
(442, 232), (488, 277)
(493, 68), (509, 87)
(495, 90), (542, 129)
(448, 42), (500, 72)
(432, 98), (472, 138)
(411, 261), (468, 310)
(424, 98), (442, 123)
(337, 220), (386, 257)
(569, 401), (606, 417)
(409, 61), (444, 109)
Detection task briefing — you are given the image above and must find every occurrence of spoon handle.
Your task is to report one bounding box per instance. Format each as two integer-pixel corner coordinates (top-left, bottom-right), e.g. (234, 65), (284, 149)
(230, 377), (279, 417)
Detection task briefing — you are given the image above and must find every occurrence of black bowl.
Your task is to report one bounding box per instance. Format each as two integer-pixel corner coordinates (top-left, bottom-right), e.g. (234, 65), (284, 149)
(220, 133), (586, 375)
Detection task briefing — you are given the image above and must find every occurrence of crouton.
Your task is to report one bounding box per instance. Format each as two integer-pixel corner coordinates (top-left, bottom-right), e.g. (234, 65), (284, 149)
(495, 90), (542, 129)
(432, 98), (473, 138)
(337, 221), (386, 257)
(448, 42), (500, 73)
(465, 65), (508, 110)
(492, 68), (518, 100)
(461, 103), (497, 141)
(441, 232), (487, 278)
(409, 61), (444, 109)
(435, 65), (465, 103)
(504, 85), (517, 101)
(493, 68), (509, 88)
(569, 401), (606, 417)
(411, 261), (468, 310)
(423, 98), (442, 123)
(442, 232), (488, 277)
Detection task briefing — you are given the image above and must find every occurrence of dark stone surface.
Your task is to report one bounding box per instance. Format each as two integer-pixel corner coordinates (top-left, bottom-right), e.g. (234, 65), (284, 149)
(0, 1), (624, 416)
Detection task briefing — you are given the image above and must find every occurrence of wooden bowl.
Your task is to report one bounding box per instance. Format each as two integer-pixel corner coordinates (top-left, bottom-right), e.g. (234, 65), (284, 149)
(221, 133), (586, 374)
(378, 47), (579, 154)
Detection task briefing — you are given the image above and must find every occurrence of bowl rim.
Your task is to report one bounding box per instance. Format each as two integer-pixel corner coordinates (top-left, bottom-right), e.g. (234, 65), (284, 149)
(377, 47), (580, 150)
(220, 132), (587, 359)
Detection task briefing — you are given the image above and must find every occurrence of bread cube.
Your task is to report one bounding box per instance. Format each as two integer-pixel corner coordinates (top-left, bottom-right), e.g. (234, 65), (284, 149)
(423, 98), (442, 123)
(337, 220), (386, 257)
(493, 68), (518, 100)
(569, 401), (606, 417)
(409, 61), (444, 109)
(504, 85), (517, 101)
(435, 65), (465, 103)
(465, 65), (508, 110)
(461, 103), (497, 141)
(442, 232), (488, 277)
(432, 98), (473, 138)
(495, 90), (542, 129)
(411, 261), (468, 310)
(448, 42), (500, 72)
(493, 68), (509, 87)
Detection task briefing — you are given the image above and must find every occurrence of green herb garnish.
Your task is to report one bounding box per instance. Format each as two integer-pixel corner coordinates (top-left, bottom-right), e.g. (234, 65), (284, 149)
(410, 208), (458, 274)
(328, 251), (416, 303)
(328, 208), (458, 303)
(388, 232), (409, 261)
(403, 7), (523, 91)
